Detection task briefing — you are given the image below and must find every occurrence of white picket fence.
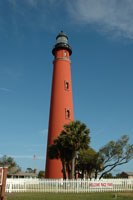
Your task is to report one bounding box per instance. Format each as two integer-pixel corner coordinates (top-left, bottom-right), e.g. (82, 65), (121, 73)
(6, 178), (133, 193)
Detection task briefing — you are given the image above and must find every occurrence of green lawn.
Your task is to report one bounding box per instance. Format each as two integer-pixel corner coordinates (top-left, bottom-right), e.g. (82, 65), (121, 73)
(7, 192), (133, 200)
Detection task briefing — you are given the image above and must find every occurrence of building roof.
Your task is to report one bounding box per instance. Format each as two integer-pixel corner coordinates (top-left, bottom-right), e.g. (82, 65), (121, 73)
(7, 167), (20, 174)
(125, 172), (133, 176)
(122, 172), (133, 176)
(7, 167), (37, 177)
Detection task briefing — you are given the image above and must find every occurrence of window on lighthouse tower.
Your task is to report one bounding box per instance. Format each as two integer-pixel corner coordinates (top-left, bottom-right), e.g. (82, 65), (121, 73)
(64, 51), (67, 57)
(65, 108), (70, 119)
(64, 80), (69, 90)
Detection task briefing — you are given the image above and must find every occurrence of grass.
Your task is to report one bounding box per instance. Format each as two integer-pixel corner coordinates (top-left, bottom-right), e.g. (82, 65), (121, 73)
(7, 192), (133, 200)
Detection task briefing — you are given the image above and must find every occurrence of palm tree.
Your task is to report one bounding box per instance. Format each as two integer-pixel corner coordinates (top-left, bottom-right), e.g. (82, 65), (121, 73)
(61, 120), (90, 179)
(48, 120), (90, 179)
(48, 133), (73, 179)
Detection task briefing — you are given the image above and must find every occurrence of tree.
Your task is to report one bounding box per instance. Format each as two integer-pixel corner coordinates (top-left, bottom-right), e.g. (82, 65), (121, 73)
(48, 120), (90, 179)
(115, 173), (122, 178)
(77, 135), (133, 179)
(103, 173), (113, 178)
(48, 131), (73, 179)
(38, 171), (45, 178)
(97, 135), (133, 179)
(26, 168), (34, 173)
(77, 148), (98, 179)
(62, 121), (90, 179)
(0, 155), (20, 170)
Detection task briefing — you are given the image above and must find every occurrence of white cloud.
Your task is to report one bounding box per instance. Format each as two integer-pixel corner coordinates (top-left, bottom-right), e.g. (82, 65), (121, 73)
(8, 0), (59, 9)
(26, 0), (36, 5)
(8, 0), (36, 7)
(0, 87), (11, 92)
(93, 128), (105, 136)
(25, 0), (39, 7)
(66, 0), (133, 39)
(8, 0), (17, 7)
(12, 155), (45, 160)
(0, 154), (45, 160)
(5, 0), (133, 40)
(5, 0), (62, 33)
(27, 144), (44, 147)
(41, 129), (48, 135)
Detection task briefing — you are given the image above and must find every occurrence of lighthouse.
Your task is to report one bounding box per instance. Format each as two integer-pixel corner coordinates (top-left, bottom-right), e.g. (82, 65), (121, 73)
(45, 31), (74, 178)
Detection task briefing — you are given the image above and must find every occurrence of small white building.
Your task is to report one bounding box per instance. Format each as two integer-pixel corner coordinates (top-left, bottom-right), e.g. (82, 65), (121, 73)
(7, 167), (37, 178)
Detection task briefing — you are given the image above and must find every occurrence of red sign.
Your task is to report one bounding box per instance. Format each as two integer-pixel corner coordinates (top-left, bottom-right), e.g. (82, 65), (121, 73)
(0, 168), (3, 185)
(89, 182), (113, 188)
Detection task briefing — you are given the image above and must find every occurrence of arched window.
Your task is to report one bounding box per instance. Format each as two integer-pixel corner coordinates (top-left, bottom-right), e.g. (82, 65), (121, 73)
(64, 80), (69, 90)
(65, 108), (70, 119)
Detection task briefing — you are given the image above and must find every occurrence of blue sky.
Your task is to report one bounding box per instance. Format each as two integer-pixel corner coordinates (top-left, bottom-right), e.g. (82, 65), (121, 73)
(0, 0), (133, 174)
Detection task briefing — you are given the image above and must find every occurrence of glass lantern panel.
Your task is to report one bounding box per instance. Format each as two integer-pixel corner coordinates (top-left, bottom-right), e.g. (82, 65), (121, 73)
(57, 36), (68, 44)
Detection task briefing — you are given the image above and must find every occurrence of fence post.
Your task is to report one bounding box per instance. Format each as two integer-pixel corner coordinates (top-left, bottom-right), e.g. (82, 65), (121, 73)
(0, 166), (8, 200)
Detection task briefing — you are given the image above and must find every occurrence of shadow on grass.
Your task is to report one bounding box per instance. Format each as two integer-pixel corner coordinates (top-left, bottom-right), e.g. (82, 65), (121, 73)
(7, 192), (133, 200)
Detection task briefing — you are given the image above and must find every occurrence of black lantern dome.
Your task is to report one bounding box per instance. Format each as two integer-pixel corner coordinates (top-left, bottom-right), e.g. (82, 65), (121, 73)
(52, 31), (72, 56)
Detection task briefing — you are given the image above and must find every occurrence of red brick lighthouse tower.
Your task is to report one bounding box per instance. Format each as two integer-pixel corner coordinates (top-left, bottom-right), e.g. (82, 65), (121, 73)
(45, 31), (74, 178)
